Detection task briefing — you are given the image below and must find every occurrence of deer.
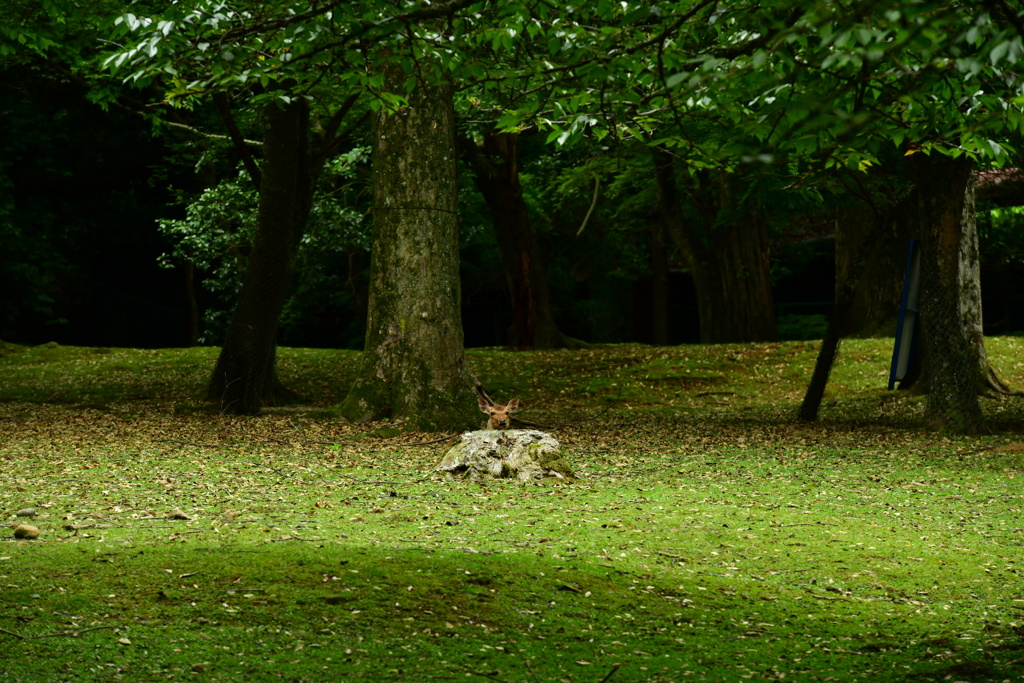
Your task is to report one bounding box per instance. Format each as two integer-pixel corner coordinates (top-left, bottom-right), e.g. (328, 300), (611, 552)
(477, 396), (521, 430)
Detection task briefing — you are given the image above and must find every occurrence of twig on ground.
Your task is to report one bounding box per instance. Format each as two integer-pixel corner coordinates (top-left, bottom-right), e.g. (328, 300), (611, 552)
(656, 550), (686, 560)
(397, 434), (457, 447)
(34, 624), (118, 639)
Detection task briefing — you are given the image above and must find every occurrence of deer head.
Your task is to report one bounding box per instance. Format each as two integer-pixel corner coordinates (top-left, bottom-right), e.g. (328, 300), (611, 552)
(477, 396), (521, 430)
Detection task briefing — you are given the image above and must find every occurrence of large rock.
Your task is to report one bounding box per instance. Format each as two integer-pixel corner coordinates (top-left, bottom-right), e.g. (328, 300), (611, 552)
(13, 524), (40, 539)
(434, 430), (575, 482)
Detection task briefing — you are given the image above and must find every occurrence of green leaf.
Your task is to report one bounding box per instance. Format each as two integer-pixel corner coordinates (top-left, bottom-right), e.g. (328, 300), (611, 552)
(989, 41), (1009, 65)
(665, 71), (687, 89)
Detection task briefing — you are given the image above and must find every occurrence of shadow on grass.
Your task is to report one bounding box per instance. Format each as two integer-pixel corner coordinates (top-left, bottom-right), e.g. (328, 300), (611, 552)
(4, 542), (1021, 682)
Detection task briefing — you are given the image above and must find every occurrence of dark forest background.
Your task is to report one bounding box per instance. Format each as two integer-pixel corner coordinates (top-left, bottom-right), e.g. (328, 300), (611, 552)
(5, 71), (1022, 351)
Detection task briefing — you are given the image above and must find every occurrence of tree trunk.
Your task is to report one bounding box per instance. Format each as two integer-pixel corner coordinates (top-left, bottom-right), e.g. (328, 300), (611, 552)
(906, 153), (985, 433)
(208, 99), (312, 414)
(653, 151), (777, 344)
(959, 176), (1014, 396)
(339, 69), (478, 431)
(802, 160), (1014, 426)
(835, 199), (910, 337)
(463, 131), (580, 349)
(691, 210), (777, 344)
(799, 209), (883, 421)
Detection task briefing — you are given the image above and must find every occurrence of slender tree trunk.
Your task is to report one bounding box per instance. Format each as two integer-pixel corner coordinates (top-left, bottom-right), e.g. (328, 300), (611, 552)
(340, 68), (477, 431)
(799, 210), (882, 421)
(653, 151), (776, 344)
(463, 132), (581, 349)
(208, 99), (312, 414)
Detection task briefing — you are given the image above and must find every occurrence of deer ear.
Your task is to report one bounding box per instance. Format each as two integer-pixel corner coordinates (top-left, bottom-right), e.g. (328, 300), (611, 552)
(507, 398), (521, 412)
(477, 396), (491, 413)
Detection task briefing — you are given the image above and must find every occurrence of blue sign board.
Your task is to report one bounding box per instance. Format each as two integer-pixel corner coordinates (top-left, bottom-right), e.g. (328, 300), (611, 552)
(888, 239), (921, 390)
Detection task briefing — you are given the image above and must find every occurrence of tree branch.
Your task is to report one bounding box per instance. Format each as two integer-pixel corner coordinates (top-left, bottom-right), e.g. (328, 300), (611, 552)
(214, 92), (262, 189)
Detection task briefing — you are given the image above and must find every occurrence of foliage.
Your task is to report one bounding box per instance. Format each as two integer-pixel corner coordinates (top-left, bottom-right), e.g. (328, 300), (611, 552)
(157, 170), (258, 342)
(0, 0), (101, 60)
(4, 338), (1024, 679)
(979, 205), (1024, 268)
(100, 1), (1023, 162)
(520, 1), (1024, 171)
(156, 147), (371, 345)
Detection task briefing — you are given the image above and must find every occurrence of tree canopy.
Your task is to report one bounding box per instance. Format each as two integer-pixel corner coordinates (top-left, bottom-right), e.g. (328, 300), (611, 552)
(93, 0), (1024, 204)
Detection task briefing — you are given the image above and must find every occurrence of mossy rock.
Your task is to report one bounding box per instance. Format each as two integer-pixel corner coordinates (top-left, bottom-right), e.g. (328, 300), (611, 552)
(434, 430), (575, 483)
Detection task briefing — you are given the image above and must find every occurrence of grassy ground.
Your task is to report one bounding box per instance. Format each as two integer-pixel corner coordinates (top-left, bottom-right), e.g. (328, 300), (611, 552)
(2, 338), (1024, 682)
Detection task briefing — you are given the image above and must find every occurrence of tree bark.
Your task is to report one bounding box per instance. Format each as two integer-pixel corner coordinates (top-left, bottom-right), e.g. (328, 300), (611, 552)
(906, 153), (985, 433)
(462, 131), (581, 349)
(208, 98), (312, 414)
(653, 150), (777, 344)
(339, 68), (478, 431)
(834, 197), (911, 337)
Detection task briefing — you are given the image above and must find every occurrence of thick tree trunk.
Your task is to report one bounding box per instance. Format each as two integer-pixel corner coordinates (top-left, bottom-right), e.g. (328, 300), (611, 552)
(653, 151), (777, 344)
(208, 99), (312, 414)
(339, 70), (477, 431)
(956, 177), (1014, 395)
(907, 153), (985, 433)
(849, 164), (1013, 400)
(463, 132), (580, 349)
(835, 199), (911, 337)
(691, 211), (776, 344)
(802, 160), (1014, 426)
